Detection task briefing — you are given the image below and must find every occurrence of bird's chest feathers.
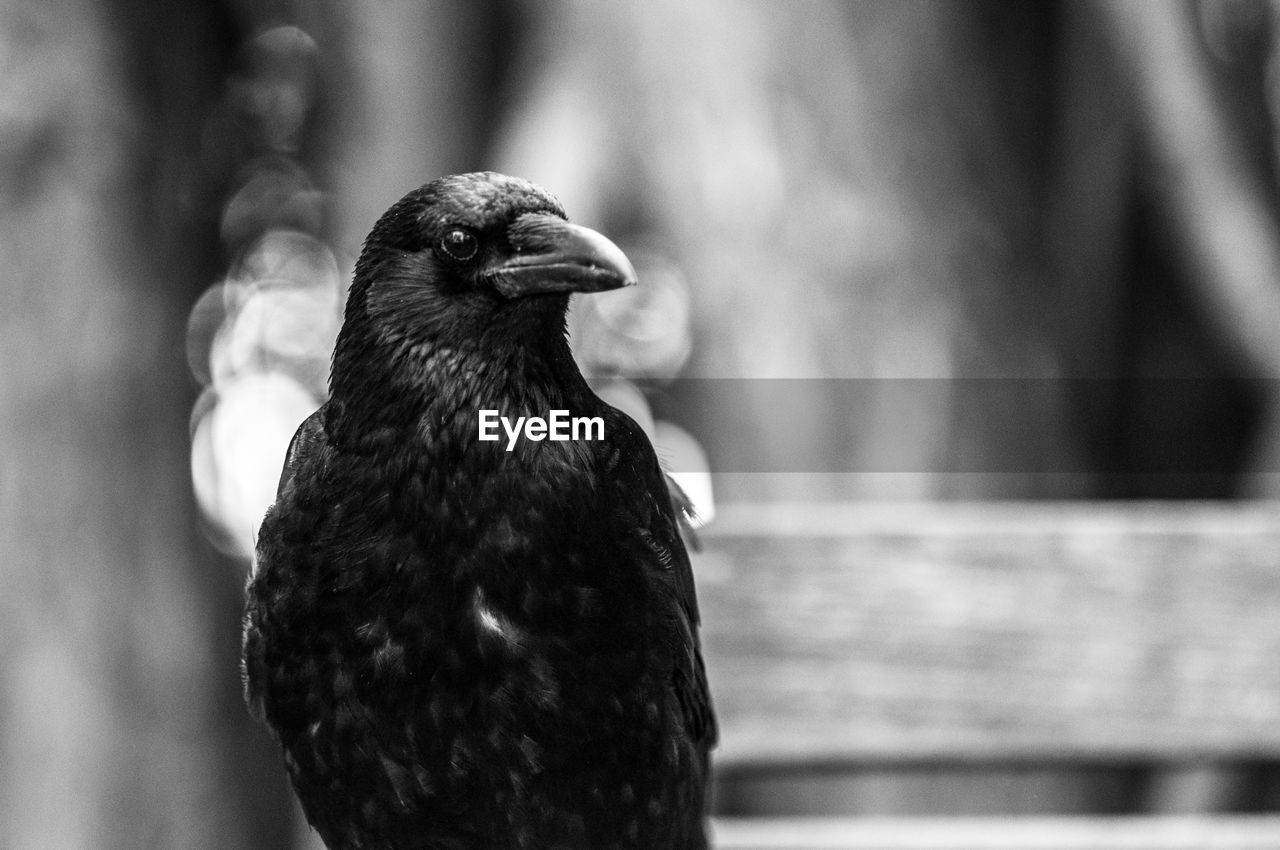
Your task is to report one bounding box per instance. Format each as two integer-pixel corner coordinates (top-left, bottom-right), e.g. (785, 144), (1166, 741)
(407, 360), (602, 507)
(352, 380), (624, 615)
(313, 351), (651, 704)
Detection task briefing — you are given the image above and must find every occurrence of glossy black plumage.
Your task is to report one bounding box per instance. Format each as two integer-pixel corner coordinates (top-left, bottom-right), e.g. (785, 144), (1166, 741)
(243, 172), (715, 849)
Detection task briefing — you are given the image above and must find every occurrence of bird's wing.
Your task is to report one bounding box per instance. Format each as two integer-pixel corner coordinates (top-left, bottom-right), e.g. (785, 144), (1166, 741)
(276, 406), (327, 501)
(656, 482), (718, 753)
(245, 406), (327, 719)
(604, 409), (718, 752)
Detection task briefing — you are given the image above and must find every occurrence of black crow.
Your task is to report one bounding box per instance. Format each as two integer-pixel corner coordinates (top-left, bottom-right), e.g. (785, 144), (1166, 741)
(243, 172), (715, 849)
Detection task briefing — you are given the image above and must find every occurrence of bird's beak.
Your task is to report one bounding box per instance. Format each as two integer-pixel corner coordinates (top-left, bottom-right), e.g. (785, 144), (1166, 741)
(486, 213), (638, 299)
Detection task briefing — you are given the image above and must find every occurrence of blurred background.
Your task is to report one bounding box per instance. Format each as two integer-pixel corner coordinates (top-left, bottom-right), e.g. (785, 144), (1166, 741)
(5, 0), (1280, 846)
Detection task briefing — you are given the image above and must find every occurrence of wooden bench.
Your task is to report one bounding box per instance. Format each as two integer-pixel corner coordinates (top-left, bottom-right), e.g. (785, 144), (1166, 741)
(698, 502), (1280, 849)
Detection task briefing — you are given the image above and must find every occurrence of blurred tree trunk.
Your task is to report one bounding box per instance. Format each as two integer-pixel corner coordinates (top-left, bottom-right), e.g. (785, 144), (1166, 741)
(0, 1), (290, 846)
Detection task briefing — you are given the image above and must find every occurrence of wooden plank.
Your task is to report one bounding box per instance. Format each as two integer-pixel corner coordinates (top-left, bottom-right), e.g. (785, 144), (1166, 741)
(711, 815), (1280, 849)
(697, 502), (1280, 766)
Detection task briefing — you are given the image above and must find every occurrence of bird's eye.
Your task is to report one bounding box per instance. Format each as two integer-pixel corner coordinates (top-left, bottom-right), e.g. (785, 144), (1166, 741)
(438, 228), (479, 262)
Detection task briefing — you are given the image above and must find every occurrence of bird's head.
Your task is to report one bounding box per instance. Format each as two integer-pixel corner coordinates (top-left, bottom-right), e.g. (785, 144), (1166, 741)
(338, 172), (636, 367)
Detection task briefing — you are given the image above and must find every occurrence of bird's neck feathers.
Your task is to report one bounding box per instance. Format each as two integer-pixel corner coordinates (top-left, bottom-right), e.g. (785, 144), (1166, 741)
(327, 295), (594, 446)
